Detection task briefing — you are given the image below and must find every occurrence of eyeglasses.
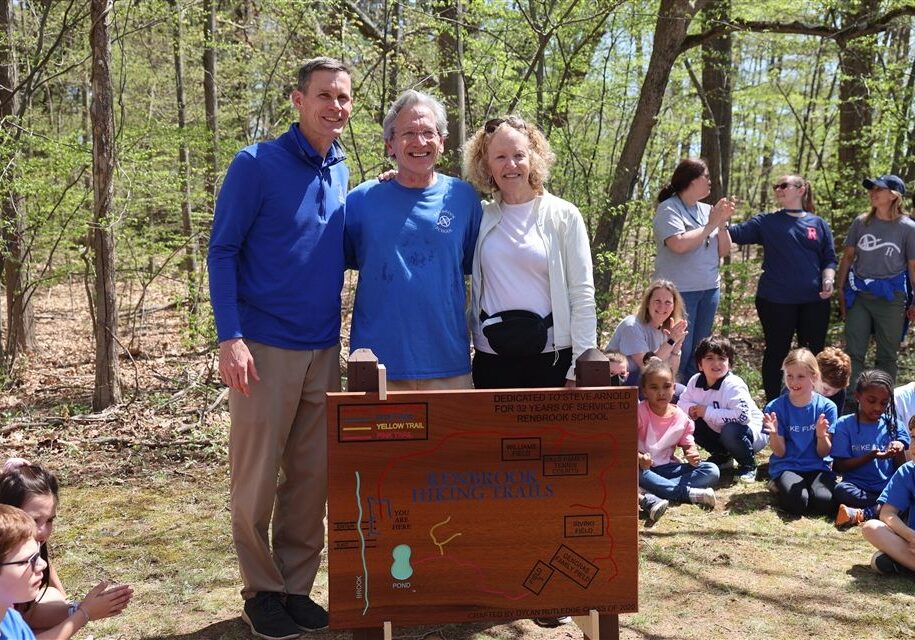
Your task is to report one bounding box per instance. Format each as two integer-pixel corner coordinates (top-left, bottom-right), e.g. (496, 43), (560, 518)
(773, 182), (799, 191)
(0, 550), (41, 571)
(398, 129), (439, 142)
(484, 116), (527, 134)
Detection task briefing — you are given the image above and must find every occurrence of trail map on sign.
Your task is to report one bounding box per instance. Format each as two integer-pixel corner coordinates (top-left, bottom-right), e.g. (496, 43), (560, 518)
(326, 387), (638, 629)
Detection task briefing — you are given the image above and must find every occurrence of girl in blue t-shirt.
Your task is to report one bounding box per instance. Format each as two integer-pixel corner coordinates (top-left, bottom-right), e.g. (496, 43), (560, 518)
(861, 461), (915, 575)
(832, 369), (910, 528)
(763, 348), (838, 516)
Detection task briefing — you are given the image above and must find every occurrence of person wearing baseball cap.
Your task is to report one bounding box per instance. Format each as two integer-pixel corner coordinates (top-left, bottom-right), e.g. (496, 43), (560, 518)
(836, 173), (914, 399)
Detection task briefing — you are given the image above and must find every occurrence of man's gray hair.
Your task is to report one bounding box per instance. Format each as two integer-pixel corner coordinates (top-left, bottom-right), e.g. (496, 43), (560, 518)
(297, 57), (350, 92)
(382, 90), (448, 141)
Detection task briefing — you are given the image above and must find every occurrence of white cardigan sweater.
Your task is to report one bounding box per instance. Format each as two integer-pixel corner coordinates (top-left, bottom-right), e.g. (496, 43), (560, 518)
(470, 191), (597, 380)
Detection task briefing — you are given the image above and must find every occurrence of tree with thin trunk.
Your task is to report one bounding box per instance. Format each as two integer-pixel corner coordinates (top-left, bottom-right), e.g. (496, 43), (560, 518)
(202, 0), (218, 220)
(168, 0), (197, 279)
(90, 0), (121, 409)
(0, 0), (35, 362)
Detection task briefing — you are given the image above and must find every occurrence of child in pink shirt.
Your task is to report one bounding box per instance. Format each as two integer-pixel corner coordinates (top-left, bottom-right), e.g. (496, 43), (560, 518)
(638, 361), (720, 506)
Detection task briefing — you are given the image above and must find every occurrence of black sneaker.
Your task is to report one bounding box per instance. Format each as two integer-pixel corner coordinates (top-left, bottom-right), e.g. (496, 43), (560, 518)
(870, 551), (914, 576)
(286, 594), (329, 632)
(241, 592), (301, 640)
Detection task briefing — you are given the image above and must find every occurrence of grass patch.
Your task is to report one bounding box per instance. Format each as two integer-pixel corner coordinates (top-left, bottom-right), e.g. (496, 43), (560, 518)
(40, 469), (915, 640)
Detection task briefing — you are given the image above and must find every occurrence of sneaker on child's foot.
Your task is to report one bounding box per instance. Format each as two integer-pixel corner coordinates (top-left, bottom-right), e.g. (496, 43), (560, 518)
(689, 487), (716, 508)
(285, 594), (328, 632)
(870, 551), (914, 576)
(707, 454), (737, 470)
(640, 493), (669, 526)
(241, 592), (301, 640)
(835, 504), (864, 529)
(533, 616), (573, 628)
(735, 466), (757, 483)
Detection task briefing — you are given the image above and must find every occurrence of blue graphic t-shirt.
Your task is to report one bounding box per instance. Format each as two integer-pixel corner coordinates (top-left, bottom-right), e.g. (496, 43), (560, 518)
(766, 393), (837, 479)
(344, 174), (483, 380)
(879, 461), (915, 529)
(831, 414), (910, 493)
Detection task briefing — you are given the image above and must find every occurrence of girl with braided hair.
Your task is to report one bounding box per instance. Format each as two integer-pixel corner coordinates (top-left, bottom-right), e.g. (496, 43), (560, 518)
(832, 369), (910, 528)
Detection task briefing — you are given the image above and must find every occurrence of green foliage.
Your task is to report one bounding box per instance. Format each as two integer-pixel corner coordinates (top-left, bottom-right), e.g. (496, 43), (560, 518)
(1, 0), (913, 346)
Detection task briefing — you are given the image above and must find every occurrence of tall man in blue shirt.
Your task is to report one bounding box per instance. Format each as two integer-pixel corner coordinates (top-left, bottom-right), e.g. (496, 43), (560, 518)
(344, 90), (482, 389)
(208, 57), (352, 640)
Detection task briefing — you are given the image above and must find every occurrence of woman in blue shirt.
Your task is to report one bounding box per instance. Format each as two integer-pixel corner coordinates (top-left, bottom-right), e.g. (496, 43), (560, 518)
(728, 174), (837, 402)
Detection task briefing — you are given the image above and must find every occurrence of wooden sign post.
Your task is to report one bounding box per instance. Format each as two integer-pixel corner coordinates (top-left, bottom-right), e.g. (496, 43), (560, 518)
(330, 349), (637, 638)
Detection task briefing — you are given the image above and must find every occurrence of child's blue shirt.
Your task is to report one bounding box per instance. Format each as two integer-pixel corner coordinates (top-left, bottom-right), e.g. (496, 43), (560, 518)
(831, 414), (910, 493)
(765, 392), (837, 479)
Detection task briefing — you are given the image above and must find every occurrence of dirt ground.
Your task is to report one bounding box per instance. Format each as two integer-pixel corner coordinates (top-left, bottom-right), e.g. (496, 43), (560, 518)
(2, 281), (915, 640)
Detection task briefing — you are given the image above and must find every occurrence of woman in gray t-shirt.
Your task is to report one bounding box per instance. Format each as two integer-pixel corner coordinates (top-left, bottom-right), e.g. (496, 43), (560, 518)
(836, 174), (915, 389)
(653, 158), (735, 380)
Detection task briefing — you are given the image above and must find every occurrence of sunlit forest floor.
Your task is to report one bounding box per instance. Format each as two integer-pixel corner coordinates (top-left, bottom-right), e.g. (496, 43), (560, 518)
(2, 280), (914, 639)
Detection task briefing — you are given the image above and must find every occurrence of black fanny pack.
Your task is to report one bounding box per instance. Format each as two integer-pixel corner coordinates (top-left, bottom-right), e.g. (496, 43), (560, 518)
(480, 309), (553, 357)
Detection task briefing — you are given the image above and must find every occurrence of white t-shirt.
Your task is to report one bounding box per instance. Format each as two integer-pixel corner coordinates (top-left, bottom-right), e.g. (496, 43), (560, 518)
(478, 200), (552, 354)
(894, 382), (915, 436)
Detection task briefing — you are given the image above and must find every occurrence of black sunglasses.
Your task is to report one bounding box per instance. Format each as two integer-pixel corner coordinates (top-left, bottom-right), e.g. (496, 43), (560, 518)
(0, 549), (41, 570)
(772, 182), (799, 191)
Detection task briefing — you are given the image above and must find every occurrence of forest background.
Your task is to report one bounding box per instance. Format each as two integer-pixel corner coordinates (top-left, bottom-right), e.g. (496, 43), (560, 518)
(1, 0), (915, 638)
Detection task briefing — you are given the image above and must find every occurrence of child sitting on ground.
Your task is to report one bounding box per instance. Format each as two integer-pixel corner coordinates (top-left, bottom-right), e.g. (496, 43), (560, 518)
(637, 361), (720, 508)
(861, 460), (915, 575)
(607, 354), (668, 525)
(605, 350), (629, 387)
(0, 504), (47, 639)
(832, 370), (909, 528)
(677, 337), (766, 483)
(0, 460), (132, 638)
(763, 348), (838, 516)
(817, 347), (851, 415)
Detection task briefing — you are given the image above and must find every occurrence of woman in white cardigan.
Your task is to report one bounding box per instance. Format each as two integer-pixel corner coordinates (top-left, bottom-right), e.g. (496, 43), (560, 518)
(463, 115), (597, 389)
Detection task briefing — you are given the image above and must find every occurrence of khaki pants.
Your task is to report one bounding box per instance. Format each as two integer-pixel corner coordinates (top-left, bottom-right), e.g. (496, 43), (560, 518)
(229, 340), (341, 600)
(385, 373), (472, 391)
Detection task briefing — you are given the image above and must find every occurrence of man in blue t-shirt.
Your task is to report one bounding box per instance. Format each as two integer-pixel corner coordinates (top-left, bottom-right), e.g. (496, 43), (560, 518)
(208, 57), (352, 640)
(345, 90), (482, 389)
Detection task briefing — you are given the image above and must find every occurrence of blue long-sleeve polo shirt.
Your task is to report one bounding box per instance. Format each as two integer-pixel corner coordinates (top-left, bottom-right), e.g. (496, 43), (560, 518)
(208, 123), (348, 349)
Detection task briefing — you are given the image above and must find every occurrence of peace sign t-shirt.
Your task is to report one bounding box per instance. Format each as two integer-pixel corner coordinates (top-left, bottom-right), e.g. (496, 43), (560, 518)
(845, 215), (915, 279)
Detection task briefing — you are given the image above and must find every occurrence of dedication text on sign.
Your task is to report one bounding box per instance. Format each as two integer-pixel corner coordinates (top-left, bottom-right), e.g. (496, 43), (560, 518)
(326, 387), (638, 629)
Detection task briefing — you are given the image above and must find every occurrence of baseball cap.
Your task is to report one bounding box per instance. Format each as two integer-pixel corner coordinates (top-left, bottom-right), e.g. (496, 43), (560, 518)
(862, 174), (907, 195)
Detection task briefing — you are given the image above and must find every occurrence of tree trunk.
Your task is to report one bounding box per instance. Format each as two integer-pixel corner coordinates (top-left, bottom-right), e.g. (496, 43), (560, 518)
(202, 0), (218, 220)
(90, 0), (121, 409)
(0, 0), (35, 360)
(700, 0), (732, 200)
(834, 0), (879, 220)
(169, 0), (197, 278)
(592, 0), (709, 301)
(437, 0), (465, 176)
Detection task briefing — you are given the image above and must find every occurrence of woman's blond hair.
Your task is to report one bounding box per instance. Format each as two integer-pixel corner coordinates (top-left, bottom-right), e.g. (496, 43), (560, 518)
(635, 280), (685, 331)
(863, 189), (909, 225)
(462, 115), (556, 195)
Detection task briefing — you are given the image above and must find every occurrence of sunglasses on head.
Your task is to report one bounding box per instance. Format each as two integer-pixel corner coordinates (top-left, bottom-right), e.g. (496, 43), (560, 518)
(0, 549), (41, 571)
(484, 116), (527, 134)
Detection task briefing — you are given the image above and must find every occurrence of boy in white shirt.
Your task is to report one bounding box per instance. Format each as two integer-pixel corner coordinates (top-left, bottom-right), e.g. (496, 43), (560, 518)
(678, 336), (767, 482)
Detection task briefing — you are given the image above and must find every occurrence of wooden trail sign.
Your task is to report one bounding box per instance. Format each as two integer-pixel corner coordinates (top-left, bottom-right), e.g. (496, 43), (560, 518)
(326, 382), (638, 630)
